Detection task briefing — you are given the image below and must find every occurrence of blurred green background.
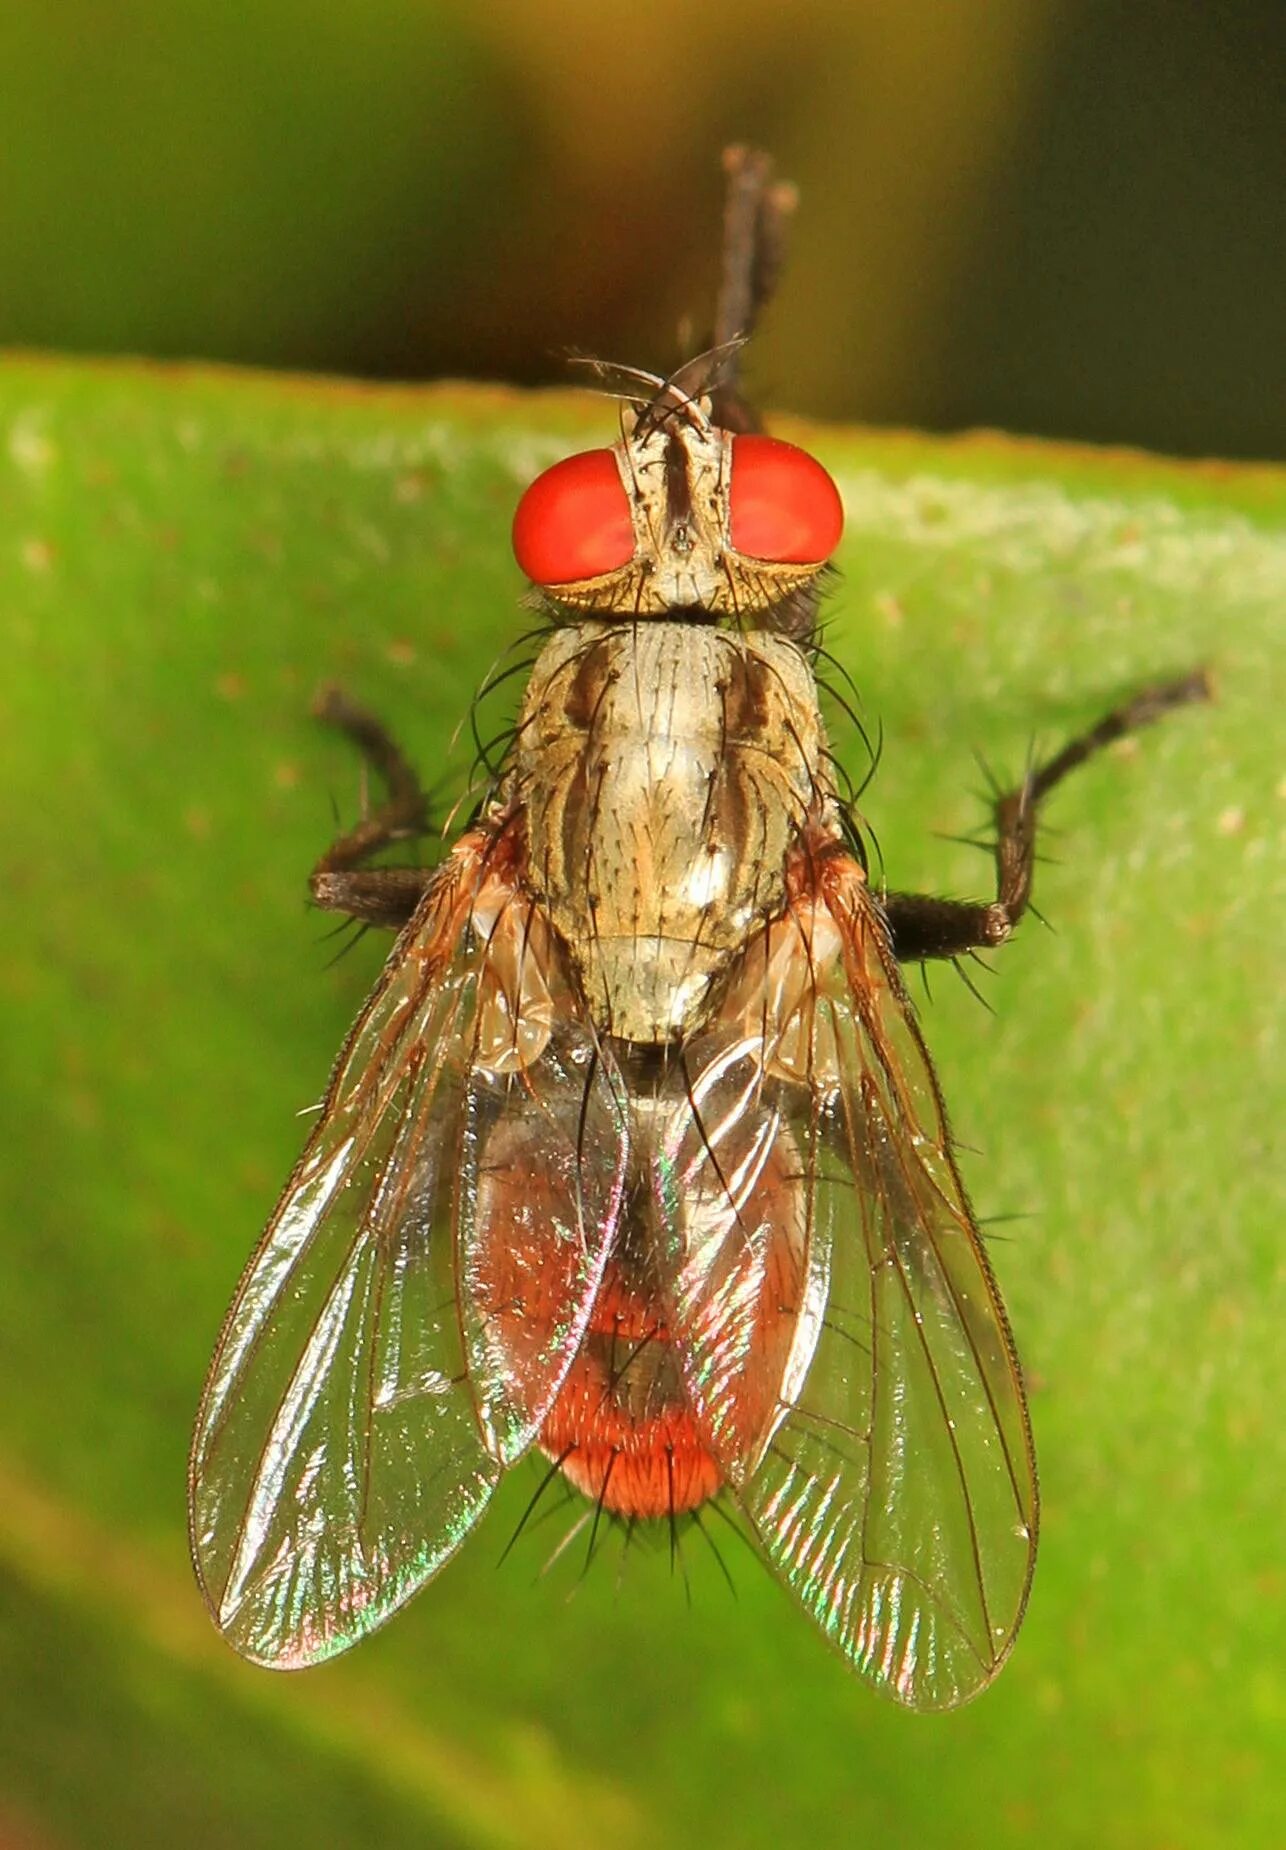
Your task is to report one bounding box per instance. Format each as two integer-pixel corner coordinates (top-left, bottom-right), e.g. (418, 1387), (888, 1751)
(1, 5), (1283, 1850)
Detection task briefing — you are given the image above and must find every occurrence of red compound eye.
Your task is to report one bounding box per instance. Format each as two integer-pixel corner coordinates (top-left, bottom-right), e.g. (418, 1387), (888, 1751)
(727, 435), (844, 564)
(511, 448), (635, 586)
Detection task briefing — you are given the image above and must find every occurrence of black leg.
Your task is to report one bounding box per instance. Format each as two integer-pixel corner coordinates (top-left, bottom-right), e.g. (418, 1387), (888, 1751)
(709, 146), (798, 434)
(310, 865), (434, 930)
(884, 669), (1212, 964)
(308, 686), (435, 928)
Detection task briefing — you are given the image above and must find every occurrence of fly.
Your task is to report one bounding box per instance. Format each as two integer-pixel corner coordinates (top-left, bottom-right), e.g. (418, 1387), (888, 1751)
(188, 147), (1209, 1708)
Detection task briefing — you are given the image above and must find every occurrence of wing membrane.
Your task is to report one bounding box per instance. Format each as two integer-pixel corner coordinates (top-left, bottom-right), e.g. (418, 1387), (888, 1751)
(660, 855), (1037, 1709)
(189, 832), (627, 1666)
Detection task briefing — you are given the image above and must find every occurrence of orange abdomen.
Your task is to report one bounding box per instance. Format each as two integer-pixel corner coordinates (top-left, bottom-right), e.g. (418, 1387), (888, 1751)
(472, 1093), (807, 1524)
(537, 1256), (724, 1518)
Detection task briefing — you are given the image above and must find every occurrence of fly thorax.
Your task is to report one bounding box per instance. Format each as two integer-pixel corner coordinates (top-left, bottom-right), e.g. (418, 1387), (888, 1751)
(512, 621), (834, 1043)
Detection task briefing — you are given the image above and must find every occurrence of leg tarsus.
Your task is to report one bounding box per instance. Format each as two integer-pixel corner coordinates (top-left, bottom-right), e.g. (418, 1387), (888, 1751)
(311, 684), (431, 876)
(709, 146), (798, 433)
(1026, 667), (1213, 805)
(308, 685), (435, 929)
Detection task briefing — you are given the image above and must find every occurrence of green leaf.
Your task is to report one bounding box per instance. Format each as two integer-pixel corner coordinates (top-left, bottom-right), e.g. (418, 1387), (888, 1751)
(1, 357), (1282, 1850)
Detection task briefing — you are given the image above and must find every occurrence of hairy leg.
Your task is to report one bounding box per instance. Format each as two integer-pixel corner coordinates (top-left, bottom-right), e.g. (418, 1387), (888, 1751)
(308, 686), (435, 928)
(708, 145), (799, 434)
(884, 669), (1212, 963)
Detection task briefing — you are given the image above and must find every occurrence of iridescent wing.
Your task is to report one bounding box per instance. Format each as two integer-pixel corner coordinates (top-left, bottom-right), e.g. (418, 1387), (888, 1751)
(657, 853), (1037, 1709)
(189, 829), (628, 1666)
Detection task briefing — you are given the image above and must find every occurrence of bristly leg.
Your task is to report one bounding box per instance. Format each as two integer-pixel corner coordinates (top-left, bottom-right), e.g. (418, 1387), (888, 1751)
(309, 685), (436, 929)
(884, 669), (1213, 964)
(708, 145), (798, 434)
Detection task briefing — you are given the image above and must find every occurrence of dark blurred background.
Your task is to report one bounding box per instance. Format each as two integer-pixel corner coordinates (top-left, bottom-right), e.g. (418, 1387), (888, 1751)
(1, 0), (1282, 459)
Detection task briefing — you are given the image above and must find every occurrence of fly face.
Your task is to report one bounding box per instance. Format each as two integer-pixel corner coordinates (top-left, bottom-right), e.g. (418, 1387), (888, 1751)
(189, 147), (1208, 1706)
(511, 394), (842, 618)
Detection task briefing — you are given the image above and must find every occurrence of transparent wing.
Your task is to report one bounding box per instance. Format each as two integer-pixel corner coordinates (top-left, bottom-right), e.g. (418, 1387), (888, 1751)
(658, 854), (1037, 1709)
(189, 831), (627, 1667)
